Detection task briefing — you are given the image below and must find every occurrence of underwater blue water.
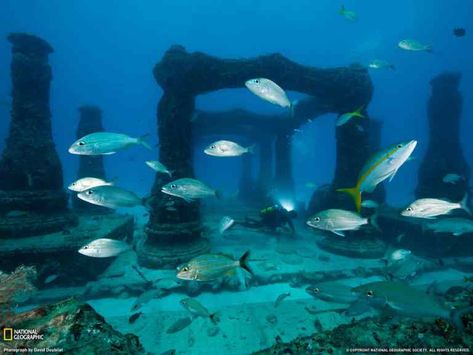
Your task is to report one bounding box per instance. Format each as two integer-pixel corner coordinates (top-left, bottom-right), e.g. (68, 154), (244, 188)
(0, 0), (472, 207)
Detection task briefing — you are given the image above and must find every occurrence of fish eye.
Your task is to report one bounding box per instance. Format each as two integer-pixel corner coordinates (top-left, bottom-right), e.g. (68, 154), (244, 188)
(86, 190), (93, 195)
(170, 184), (177, 189)
(314, 217), (320, 222)
(397, 144), (403, 148)
(84, 245), (89, 249)
(406, 207), (413, 212)
(313, 287), (320, 294)
(78, 141), (85, 146)
(367, 290), (374, 297)
(211, 145), (216, 149)
(182, 266), (189, 272)
(254, 79), (260, 84)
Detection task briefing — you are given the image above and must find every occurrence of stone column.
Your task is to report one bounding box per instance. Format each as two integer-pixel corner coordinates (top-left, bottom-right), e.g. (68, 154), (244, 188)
(238, 146), (255, 202)
(255, 134), (273, 204)
(137, 92), (209, 268)
(273, 130), (295, 199)
(308, 111), (371, 213)
(72, 106), (110, 213)
(366, 119), (385, 203)
(415, 72), (470, 202)
(0, 33), (76, 237)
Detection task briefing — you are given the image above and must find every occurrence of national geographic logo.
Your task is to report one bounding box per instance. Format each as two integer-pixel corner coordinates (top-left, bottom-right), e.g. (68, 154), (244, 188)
(2, 328), (44, 341)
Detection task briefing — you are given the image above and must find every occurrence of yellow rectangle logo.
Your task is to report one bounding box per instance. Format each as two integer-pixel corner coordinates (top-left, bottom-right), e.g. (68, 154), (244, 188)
(3, 328), (13, 341)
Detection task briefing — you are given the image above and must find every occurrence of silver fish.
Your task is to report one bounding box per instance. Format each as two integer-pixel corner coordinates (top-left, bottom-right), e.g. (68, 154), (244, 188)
(401, 194), (470, 218)
(161, 178), (218, 203)
(368, 59), (395, 70)
(274, 292), (290, 308)
(68, 132), (151, 155)
(245, 78), (291, 108)
(398, 39), (432, 52)
(306, 282), (359, 304)
(218, 216), (235, 235)
(204, 140), (254, 157)
(177, 251), (253, 282)
(77, 185), (143, 209)
(443, 173), (463, 184)
(68, 177), (114, 192)
(78, 238), (130, 258)
(180, 298), (218, 324)
(145, 160), (172, 177)
(306, 209), (368, 237)
(424, 218), (473, 236)
(166, 317), (193, 334)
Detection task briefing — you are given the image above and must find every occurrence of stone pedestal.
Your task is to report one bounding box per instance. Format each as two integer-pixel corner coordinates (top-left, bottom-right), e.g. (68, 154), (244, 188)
(0, 33), (76, 237)
(72, 105), (110, 214)
(273, 130), (295, 200)
(415, 72), (470, 202)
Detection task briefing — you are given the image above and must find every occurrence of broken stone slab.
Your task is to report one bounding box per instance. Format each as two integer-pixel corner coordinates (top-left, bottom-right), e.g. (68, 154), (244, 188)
(0, 298), (147, 354)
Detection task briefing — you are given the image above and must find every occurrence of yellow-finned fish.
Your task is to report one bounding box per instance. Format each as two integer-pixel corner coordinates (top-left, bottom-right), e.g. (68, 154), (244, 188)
(336, 105), (365, 126)
(338, 4), (357, 21)
(338, 140), (417, 212)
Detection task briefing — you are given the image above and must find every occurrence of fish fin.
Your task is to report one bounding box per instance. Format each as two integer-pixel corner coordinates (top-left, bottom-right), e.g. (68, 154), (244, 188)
(460, 193), (471, 215)
(352, 105), (365, 118)
(338, 4), (345, 14)
(239, 250), (254, 276)
(103, 152), (116, 155)
(137, 134), (152, 151)
(450, 306), (473, 332)
(388, 168), (399, 182)
(210, 312), (220, 325)
(337, 186), (362, 212)
(369, 212), (381, 232)
(289, 100), (299, 119)
(167, 170), (174, 177)
(336, 115), (349, 126)
(425, 45), (433, 53)
(246, 145), (256, 154)
(214, 190), (222, 199)
(332, 230), (345, 237)
(183, 197), (194, 203)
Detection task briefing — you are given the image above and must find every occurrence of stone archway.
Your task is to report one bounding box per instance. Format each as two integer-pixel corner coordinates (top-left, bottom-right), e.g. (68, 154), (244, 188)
(137, 45), (373, 268)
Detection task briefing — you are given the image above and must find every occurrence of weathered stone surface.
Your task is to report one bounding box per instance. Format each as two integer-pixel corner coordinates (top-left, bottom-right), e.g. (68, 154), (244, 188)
(316, 233), (387, 259)
(0, 298), (146, 355)
(0, 33), (74, 235)
(416, 72), (470, 203)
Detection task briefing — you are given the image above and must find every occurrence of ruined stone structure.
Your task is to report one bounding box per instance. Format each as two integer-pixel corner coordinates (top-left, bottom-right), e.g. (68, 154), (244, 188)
(416, 72), (470, 203)
(72, 106), (110, 213)
(138, 45), (372, 268)
(0, 33), (76, 237)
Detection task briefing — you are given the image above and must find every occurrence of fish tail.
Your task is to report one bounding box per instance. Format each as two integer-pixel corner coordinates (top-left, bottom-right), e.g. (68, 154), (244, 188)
(339, 4), (345, 14)
(167, 170), (174, 177)
(425, 45), (433, 53)
(209, 312), (220, 325)
(239, 250), (254, 276)
(246, 144), (256, 154)
(450, 306), (473, 332)
(368, 211), (381, 231)
(352, 105), (365, 118)
(138, 134), (152, 151)
(215, 190), (222, 199)
(460, 193), (471, 215)
(337, 186), (362, 212)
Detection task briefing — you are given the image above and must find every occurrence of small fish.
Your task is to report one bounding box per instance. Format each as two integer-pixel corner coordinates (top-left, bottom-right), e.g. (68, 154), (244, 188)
(145, 161), (172, 177)
(338, 4), (357, 21)
(368, 59), (395, 71)
(177, 250), (253, 282)
(180, 298), (219, 324)
(306, 282), (359, 305)
(218, 216), (235, 235)
(337, 140), (417, 212)
(166, 317), (193, 334)
(161, 178), (218, 203)
(274, 292), (290, 308)
(453, 28), (466, 37)
(401, 194), (471, 218)
(77, 185), (144, 209)
(306, 209), (370, 237)
(128, 312), (143, 324)
(245, 78), (291, 108)
(131, 289), (165, 311)
(389, 249), (411, 262)
(424, 218), (473, 236)
(78, 238), (130, 258)
(68, 177), (114, 192)
(44, 274), (59, 284)
(398, 39), (432, 52)
(361, 200), (379, 209)
(443, 173), (463, 184)
(336, 106), (365, 127)
(68, 132), (151, 155)
(204, 140), (254, 157)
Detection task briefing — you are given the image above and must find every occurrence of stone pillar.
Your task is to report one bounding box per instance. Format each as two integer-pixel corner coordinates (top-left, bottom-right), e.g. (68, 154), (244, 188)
(366, 119), (385, 204)
(415, 72), (470, 202)
(238, 147), (255, 202)
(72, 106), (110, 213)
(137, 92), (209, 268)
(308, 111), (371, 213)
(273, 130), (295, 199)
(255, 134), (273, 204)
(0, 33), (76, 237)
